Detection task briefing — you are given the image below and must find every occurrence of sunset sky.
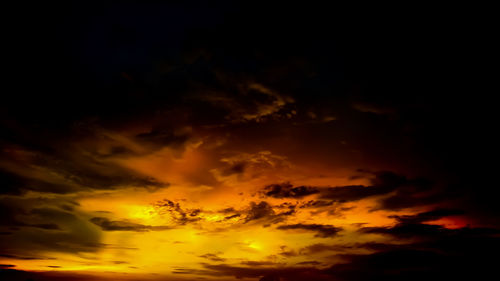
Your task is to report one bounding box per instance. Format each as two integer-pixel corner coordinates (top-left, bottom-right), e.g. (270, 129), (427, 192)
(1, 2), (497, 281)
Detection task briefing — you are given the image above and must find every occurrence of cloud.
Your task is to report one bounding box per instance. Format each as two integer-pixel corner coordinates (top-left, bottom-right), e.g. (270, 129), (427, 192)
(0, 268), (142, 281)
(389, 208), (465, 224)
(261, 182), (319, 198)
(0, 146), (169, 195)
(134, 129), (190, 152)
(298, 200), (335, 209)
(245, 201), (276, 223)
(199, 253), (226, 262)
(0, 254), (54, 260)
(278, 245), (298, 257)
(241, 261), (280, 266)
(320, 171), (409, 202)
(89, 217), (172, 232)
(317, 171), (454, 211)
(0, 170), (28, 196)
(326, 249), (448, 281)
(376, 185), (451, 211)
(0, 201), (62, 230)
(352, 102), (397, 116)
(198, 82), (294, 123)
(0, 199), (81, 232)
(359, 209), (477, 240)
(194, 263), (331, 281)
(220, 162), (246, 176)
(224, 214), (241, 220)
(153, 199), (202, 225)
(216, 151), (292, 181)
(299, 243), (350, 255)
(243, 201), (295, 226)
(277, 224), (342, 238)
(324, 229), (500, 281)
(0, 201), (102, 256)
(373, 225), (449, 240)
(152, 199), (294, 229)
(296, 261), (322, 265)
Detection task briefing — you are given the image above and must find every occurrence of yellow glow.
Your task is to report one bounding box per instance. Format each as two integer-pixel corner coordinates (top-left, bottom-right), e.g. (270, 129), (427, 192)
(128, 205), (157, 220)
(0, 143), (429, 280)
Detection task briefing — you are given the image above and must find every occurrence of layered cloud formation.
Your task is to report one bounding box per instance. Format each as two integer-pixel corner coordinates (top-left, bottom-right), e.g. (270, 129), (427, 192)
(1, 1), (496, 281)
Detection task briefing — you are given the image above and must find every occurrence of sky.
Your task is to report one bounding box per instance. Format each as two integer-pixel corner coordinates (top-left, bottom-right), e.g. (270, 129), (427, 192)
(1, 2), (498, 281)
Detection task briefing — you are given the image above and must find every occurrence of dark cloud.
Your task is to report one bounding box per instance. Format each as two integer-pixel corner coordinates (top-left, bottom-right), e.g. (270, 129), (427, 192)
(298, 200), (335, 209)
(389, 208), (465, 224)
(195, 82), (295, 123)
(135, 129), (189, 151)
(299, 243), (351, 255)
(361, 221), (446, 239)
(296, 261), (322, 266)
(0, 200), (79, 232)
(220, 162), (246, 176)
(154, 199), (202, 225)
(218, 207), (236, 214)
(0, 170), (27, 196)
(0, 268), (134, 281)
(243, 201), (295, 226)
(0, 202), (102, 256)
(224, 214), (241, 220)
(320, 171), (414, 202)
(375, 185), (452, 212)
(245, 201), (276, 223)
(89, 217), (171, 232)
(296, 200), (353, 217)
(278, 245), (298, 257)
(277, 224), (342, 238)
(357, 209), (487, 241)
(261, 182), (319, 199)
(152, 199), (293, 228)
(0, 148), (169, 196)
(197, 263), (331, 281)
(199, 253), (226, 262)
(324, 230), (500, 281)
(0, 169), (73, 196)
(0, 254), (54, 260)
(209, 224), (499, 281)
(326, 249), (450, 281)
(241, 261), (279, 266)
(315, 171), (462, 212)
(351, 102), (397, 116)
